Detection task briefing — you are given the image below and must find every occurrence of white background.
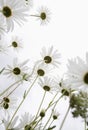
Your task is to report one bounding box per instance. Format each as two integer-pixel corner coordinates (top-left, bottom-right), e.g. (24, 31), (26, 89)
(1, 0), (88, 130)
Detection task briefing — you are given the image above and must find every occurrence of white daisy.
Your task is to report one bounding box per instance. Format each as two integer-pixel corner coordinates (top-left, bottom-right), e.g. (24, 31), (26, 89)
(39, 46), (61, 67)
(0, 92), (18, 114)
(0, 0), (29, 31)
(30, 6), (51, 25)
(4, 58), (29, 80)
(66, 52), (88, 91)
(38, 76), (58, 92)
(8, 35), (23, 52)
(2, 113), (19, 130)
(18, 112), (36, 130)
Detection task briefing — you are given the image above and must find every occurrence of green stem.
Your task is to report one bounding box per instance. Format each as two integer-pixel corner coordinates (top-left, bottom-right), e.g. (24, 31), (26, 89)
(84, 118), (87, 130)
(30, 15), (40, 17)
(36, 91), (46, 118)
(59, 105), (70, 130)
(0, 80), (22, 96)
(6, 76), (38, 130)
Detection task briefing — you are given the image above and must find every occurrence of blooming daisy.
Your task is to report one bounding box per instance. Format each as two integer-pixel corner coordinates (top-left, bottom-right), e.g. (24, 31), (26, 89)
(0, 0), (29, 31)
(39, 46), (61, 67)
(0, 92), (18, 114)
(2, 113), (19, 130)
(38, 76), (58, 93)
(30, 6), (51, 25)
(66, 52), (88, 91)
(18, 112), (36, 130)
(4, 58), (29, 80)
(33, 63), (48, 77)
(8, 35), (23, 52)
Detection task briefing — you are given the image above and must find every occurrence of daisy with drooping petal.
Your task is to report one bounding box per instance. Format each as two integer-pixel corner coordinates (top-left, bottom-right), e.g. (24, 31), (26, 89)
(8, 35), (23, 52)
(0, 0), (29, 31)
(4, 58), (29, 80)
(30, 6), (51, 25)
(66, 52), (88, 91)
(39, 46), (61, 67)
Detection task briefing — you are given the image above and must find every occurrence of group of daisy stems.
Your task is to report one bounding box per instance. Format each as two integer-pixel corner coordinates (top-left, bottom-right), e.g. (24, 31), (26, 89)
(1, 54), (88, 130)
(0, 0), (88, 130)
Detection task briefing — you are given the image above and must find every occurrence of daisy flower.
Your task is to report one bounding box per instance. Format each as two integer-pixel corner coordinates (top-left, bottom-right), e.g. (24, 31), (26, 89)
(39, 46), (61, 67)
(18, 112), (36, 130)
(4, 58), (29, 80)
(8, 35), (23, 52)
(0, 92), (18, 114)
(66, 52), (88, 91)
(33, 63), (51, 78)
(0, 0), (29, 31)
(30, 6), (51, 25)
(2, 113), (19, 130)
(38, 76), (58, 93)
(52, 110), (59, 120)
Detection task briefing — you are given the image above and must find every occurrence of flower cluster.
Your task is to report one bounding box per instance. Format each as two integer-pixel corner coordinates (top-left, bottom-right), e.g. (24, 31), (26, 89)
(0, 1), (88, 130)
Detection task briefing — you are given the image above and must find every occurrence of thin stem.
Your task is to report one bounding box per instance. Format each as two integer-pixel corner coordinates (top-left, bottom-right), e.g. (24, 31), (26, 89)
(30, 14), (40, 17)
(43, 110), (53, 130)
(59, 105), (70, 130)
(84, 118), (87, 130)
(0, 80), (22, 96)
(48, 119), (54, 128)
(45, 91), (59, 112)
(36, 91), (46, 118)
(6, 76), (38, 130)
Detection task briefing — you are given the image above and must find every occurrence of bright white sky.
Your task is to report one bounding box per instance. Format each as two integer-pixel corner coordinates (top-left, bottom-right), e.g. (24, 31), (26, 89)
(1, 0), (88, 130)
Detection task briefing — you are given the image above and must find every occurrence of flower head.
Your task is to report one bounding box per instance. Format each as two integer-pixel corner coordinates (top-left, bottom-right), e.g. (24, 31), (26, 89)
(38, 76), (57, 93)
(40, 46), (61, 67)
(18, 112), (36, 130)
(0, 92), (18, 114)
(31, 6), (51, 25)
(52, 110), (59, 120)
(0, 0), (29, 31)
(66, 53), (88, 91)
(4, 58), (29, 80)
(8, 35), (23, 52)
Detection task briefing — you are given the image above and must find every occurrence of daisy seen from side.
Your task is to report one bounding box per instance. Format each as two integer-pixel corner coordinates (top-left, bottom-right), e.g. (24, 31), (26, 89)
(30, 6), (51, 25)
(66, 52), (88, 91)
